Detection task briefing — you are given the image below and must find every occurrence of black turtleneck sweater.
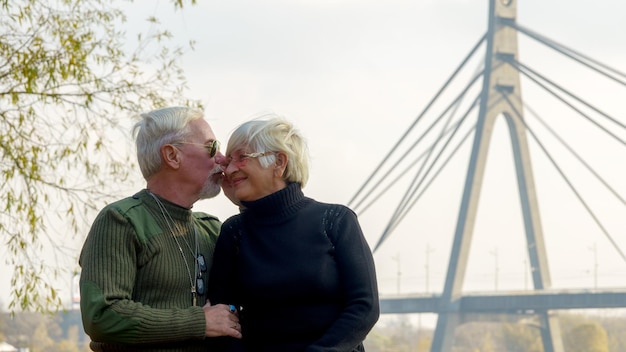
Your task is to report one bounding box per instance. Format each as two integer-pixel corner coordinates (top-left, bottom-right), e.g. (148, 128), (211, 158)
(208, 183), (379, 352)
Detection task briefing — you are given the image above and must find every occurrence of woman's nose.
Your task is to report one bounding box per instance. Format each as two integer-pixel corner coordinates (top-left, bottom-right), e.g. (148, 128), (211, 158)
(224, 159), (238, 174)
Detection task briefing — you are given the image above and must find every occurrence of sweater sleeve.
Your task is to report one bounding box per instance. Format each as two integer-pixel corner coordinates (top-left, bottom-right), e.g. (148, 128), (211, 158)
(78, 206), (206, 345)
(307, 206), (380, 352)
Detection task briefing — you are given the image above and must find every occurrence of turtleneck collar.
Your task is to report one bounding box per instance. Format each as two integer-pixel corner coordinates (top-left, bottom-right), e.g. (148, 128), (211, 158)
(139, 189), (194, 222)
(240, 183), (309, 223)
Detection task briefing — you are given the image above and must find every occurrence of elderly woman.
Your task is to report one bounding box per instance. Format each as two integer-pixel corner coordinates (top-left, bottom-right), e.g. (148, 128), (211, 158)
(208, 116), (379, 351)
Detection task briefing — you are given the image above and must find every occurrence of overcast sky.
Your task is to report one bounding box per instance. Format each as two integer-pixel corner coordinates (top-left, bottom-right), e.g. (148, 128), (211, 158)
(167, 0), (626, 296)
(2, 0), (625, 314)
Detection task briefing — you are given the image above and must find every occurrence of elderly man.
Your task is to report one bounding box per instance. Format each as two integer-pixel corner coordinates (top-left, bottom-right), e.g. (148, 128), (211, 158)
(79, 107), (241, 351)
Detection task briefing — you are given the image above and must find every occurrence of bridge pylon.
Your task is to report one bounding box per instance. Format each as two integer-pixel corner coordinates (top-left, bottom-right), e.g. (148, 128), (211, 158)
(430, 0), (564, 351)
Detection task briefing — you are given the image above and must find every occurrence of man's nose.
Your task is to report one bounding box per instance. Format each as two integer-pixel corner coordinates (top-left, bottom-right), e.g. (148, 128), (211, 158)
(214, 151), (226, 165)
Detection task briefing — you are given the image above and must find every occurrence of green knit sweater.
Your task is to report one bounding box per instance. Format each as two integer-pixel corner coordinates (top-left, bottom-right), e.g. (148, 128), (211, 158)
(79, 189), (221, 351)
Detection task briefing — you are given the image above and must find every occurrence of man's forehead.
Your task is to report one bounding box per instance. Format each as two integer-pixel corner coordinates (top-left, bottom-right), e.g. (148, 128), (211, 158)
(189, 118), (215, 139)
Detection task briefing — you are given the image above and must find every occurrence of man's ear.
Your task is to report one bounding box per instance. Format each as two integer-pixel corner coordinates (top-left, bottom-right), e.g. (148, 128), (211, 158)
(161, 144), (181, 170)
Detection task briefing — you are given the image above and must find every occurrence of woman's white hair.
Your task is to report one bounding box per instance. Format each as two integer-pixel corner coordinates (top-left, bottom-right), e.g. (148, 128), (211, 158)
(227, 114), (310, 187)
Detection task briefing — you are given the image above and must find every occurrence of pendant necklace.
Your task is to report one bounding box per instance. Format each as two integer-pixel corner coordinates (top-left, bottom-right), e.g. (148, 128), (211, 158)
(149, 191), (200, 305)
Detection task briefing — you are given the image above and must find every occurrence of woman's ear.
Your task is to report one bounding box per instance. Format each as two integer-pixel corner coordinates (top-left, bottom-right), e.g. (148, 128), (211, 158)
(274, 152), (288, 177)
(161, 144), (181, 170)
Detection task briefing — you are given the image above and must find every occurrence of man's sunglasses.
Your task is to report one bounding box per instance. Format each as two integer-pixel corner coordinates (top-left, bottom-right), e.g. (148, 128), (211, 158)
(174, 140), (221, 158)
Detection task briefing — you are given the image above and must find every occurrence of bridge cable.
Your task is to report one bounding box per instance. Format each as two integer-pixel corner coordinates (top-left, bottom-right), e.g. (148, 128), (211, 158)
(382, 113), (479, 244)
(351, 64), (486, 213)
(507, 59), (626, 146)
(522, 102), (626, 206)
(375, 95), (480, 250)
(507, 21), (626, 85)
(375, 72), (484, 228)
(501, 94), (626, 263)
(513, 59), (626, 131)
(348, 33), (487, 209)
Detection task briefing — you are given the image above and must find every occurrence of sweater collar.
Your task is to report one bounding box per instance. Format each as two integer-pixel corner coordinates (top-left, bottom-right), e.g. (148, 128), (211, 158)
(139, 189), (194, 222)
(240, 183), (308, 222)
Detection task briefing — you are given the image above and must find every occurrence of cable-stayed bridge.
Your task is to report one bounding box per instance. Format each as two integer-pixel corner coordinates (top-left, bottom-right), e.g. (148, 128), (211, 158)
(349, 0), (626, 351)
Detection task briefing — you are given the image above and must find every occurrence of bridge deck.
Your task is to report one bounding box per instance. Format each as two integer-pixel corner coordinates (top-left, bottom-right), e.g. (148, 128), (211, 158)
(380, 289), (626, 314)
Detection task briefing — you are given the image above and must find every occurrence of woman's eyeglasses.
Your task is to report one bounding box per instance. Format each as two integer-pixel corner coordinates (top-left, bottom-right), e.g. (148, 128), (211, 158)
(225, 151), (276, 167)
(174, 140), (221, 158)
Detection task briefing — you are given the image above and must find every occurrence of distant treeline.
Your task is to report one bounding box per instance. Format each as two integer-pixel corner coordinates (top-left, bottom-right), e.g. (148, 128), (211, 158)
(2, 310), (626, 351)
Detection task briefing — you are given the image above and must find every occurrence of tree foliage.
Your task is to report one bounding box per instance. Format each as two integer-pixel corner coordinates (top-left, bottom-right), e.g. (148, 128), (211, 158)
(1, 0), (198, 312)
(3, 311), (626, 351)
(1, 310), (89, 351)
(500, 322), (543, 352)
(564, 322), (609, 352)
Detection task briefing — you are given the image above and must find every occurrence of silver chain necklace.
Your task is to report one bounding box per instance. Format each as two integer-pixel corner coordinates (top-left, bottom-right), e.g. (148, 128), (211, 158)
(148, 191), (200, 305)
